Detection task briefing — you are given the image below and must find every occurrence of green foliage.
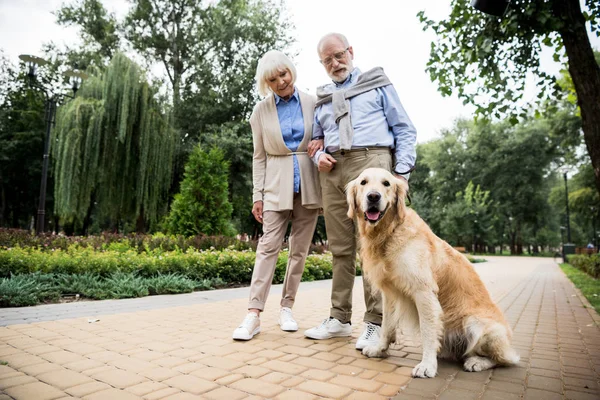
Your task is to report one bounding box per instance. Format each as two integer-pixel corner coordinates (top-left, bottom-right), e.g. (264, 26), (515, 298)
(166, 146), (234, 236)
(0, 228), (256, 253)
(568, 254), (600, 278)
(52, 53), (178, 232)
(0, 54), (48, 229)
(560, 263), (600, 314)
(417, 0), (598, 119)
(55, 0), (120, 68)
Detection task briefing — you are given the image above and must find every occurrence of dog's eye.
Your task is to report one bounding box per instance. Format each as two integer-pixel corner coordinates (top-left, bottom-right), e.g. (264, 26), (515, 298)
(360, 180), (367, 185)
(383, 180), (390, 187)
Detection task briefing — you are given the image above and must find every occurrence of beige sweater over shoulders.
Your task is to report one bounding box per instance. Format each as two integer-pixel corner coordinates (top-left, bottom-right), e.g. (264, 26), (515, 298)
(250, 90), (322, 211)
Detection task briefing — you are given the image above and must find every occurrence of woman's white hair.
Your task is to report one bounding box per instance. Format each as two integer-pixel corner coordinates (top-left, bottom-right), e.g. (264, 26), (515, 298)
(255, 50), (297, 97)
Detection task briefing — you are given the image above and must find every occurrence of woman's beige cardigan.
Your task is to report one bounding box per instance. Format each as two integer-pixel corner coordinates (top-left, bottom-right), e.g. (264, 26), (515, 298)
(250, 89), (322, 211)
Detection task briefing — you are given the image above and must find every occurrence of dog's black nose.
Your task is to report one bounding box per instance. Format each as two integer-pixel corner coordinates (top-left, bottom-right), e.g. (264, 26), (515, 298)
(367, 192), (381, 203)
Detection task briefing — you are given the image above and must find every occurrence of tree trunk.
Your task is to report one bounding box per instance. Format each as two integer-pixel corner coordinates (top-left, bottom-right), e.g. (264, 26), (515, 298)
(554, 0), (600, 194)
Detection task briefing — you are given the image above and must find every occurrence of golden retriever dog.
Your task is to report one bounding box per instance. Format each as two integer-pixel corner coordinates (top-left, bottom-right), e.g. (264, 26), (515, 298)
(346, 168), (519, 378)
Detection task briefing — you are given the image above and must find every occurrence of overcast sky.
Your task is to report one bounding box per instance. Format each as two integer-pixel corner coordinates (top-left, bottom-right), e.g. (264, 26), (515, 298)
(1, 0), (598, 143)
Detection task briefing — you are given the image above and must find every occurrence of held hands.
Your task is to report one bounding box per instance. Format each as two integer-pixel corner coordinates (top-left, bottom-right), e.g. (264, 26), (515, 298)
(252, 201), (264, 223)
(307, 139), (324, 157)
(318, 153), (337, 172)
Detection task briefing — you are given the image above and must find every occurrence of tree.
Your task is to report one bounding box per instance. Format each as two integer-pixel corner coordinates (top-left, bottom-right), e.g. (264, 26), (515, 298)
(54, 0), (120, 70)
(165, 145), (234, 236)
(52, 53), (178, 232)
(0, 55), (47, 228)
(418, 0), (600, 194)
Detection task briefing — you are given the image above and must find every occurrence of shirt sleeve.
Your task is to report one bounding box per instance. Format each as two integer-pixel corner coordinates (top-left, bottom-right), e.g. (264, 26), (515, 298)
(250, 109), (266, 203)
(312, 109), (325, 165)
(380, 85), (417, 180)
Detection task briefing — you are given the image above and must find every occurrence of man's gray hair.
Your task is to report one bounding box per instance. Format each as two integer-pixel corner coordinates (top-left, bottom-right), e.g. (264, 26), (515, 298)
(255, 50), (297, 97)
(317, 32), (350, 54)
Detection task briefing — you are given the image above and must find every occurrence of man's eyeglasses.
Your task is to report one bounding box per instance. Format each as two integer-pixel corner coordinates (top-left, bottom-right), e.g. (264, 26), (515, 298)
(320, 48), (349, 66)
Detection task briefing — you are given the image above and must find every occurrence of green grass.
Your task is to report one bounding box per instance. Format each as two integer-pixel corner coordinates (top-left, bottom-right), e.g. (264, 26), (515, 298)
(560, 263), (600, 314)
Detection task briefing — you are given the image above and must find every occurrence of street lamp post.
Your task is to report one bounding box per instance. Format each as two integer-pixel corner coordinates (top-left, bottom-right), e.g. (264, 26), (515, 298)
(562, 172), (576, 262)
(18, 55), (87, 234)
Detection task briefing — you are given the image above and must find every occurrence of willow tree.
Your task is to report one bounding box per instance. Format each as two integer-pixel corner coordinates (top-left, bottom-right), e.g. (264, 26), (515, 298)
(52, 52), (178, 232)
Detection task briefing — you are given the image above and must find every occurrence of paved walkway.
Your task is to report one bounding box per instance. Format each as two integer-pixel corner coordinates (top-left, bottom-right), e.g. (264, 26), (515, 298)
(0, 256), (598, 399)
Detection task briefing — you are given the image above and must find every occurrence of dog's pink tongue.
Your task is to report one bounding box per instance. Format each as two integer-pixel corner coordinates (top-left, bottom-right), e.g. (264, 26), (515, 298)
(366, 211), (380, 221)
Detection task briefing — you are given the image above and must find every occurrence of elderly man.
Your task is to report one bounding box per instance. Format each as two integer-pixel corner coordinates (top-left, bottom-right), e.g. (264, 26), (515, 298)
(304, 33), (417, 350)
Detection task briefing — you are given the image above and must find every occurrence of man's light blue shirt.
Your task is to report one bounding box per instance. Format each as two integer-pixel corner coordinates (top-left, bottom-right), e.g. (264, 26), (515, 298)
(274, 88), (304, 193)
(312, 68), (417, 179)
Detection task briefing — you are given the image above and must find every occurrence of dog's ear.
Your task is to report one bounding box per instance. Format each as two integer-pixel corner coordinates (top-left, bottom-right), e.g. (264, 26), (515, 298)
(345, 179), (358, 219)
(395, 176), (409, 220)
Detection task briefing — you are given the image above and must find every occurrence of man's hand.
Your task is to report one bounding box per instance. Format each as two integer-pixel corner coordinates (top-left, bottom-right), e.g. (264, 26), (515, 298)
(318, 153), (337, 172)
(393, 173), (408, 183)
(252, 201), (264, 223)
(307, 139), (324, 157)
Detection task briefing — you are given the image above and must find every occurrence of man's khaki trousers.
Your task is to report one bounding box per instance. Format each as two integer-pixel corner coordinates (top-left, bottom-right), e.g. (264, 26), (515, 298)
(319, 148), (392, 325)
(248, 193), (319, 310)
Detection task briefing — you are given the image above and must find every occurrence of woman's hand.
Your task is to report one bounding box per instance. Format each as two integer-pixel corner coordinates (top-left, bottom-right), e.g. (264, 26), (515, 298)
(307, 139), (324, 157)
(252, 201), (264, 223)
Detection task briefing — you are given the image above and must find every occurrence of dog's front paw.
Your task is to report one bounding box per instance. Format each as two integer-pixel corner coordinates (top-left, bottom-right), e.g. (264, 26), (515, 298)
(412, 360), (437, 378)
(362, 345), (388, 358)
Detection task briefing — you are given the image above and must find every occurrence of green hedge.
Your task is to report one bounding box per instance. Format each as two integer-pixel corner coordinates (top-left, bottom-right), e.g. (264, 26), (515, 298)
(0, 247), (338, 284)
(567, 254), (600, 278)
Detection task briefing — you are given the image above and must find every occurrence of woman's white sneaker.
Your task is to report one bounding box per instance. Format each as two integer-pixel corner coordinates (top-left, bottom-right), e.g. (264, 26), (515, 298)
(233, 313), (260, 340)
(304, 317), (352, 339)
(279, 307), (298, 331)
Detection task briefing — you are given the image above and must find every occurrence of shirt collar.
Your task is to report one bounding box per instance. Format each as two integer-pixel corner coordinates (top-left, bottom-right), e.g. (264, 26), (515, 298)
(334, 68), (361, 87)
(274, 87), (299, 105)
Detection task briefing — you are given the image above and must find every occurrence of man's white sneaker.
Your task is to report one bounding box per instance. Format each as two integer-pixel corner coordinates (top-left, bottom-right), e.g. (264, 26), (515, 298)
(304, 317), (352, 340)
(355, 322), (381, 350)
(279, 307), (298, 332)
(232, 313), (260, 340)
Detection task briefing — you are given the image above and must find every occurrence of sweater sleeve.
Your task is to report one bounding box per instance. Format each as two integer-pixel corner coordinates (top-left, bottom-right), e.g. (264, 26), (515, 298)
(250, 108), (266, 203)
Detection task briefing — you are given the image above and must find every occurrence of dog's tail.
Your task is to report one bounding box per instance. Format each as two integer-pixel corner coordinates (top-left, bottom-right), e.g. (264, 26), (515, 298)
(464, 319), (520, 366)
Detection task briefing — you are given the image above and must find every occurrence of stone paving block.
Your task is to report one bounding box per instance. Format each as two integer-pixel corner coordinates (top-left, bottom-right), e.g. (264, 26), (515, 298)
(41, 351), (87, 365)
(480, 390), (521, 400)
(82, 388), (143, 400)
(345, 391), (389, 400)
(438, 388), (480, 400)
(331, 364), (364, 376)
(1, 352), (46, 368)
(203, 386), (248, 400)
(277, 345), (317, 357)
(527, 375), (563, 393)
(161, 374), (218, 394)
(524, 388), (563, 400)
(138, 366), (180, 381)
(199, 356), (244, 370)
(448, 378), (486, 392)
(254, 349), (286, 359)
(91, 368), (147, 388)
(350, 358), (397, 372)
(373, 372), (411, 385)
(564, 390), (600, 400)
(125, 381), (168, 396)
(142, 387), (181, 400)
(230, 377), (286, 397)
(292, 356), (336, 370)
(0, 374), (38, 390)
(528, 367), (561, 379)
(37, 369), (94, 389)
(486, 379), (524, 394)
(274, 389), (317, 400)
(232, 365), (271, 379)
(261, 359), (307, 375)
(296, 379), (353, 398)
(281, 375), (304, 387)
(378, 384), (402, 397)
(5, 381), (66, 400)
(330, 374), (385, 392)
(215, 373), (244, 385)
(262, 371), (294, 384)
(65, 381), (112, 397)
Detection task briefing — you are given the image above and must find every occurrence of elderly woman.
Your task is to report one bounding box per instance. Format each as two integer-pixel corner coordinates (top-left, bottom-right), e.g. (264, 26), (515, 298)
(233, 51), (322, 341)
